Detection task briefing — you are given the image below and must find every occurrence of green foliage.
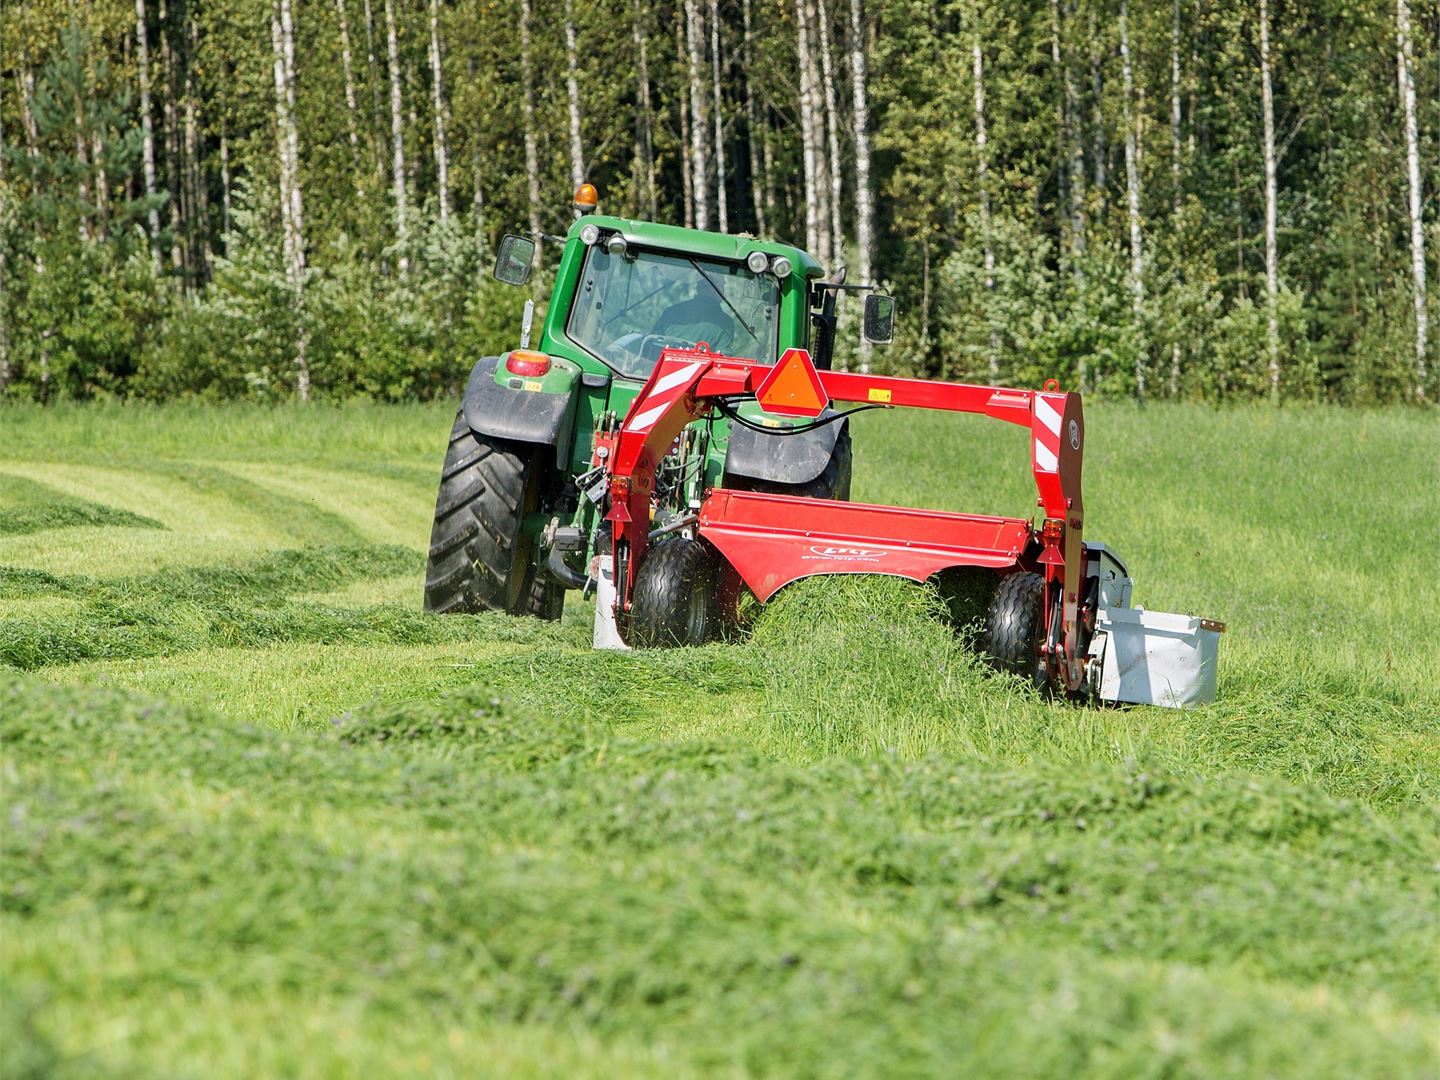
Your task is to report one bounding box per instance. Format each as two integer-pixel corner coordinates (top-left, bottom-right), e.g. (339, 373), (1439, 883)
(2, 0), (1434, 403)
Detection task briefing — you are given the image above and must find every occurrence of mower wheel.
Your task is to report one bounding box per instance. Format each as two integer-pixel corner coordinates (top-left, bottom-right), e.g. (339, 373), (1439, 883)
(627, 539), (722, 648)
(424, 411), (542, 616)
(727, 425), (852, 501)
(983, 571), (1048, 690)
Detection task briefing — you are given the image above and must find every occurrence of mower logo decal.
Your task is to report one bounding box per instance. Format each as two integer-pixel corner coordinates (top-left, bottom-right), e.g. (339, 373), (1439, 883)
(805, 545), (888, 562)
(1069, 419), (1080, 449)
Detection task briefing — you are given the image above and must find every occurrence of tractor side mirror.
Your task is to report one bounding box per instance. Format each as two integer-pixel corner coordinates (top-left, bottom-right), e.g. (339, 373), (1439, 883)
(862, 293), (895, 344)
(493, 234), (536, 286)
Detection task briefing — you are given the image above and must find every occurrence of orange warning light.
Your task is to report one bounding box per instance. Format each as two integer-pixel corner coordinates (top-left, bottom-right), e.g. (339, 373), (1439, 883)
(755, 347), (829, 418)
(574, 183), (599, 213)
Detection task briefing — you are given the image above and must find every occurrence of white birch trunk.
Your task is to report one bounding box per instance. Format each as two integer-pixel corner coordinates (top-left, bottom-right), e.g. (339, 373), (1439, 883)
(384, 0), (409, 269)
(1259, 0), (1279, 401)
(744, 0), (766, 235)
(847, 0), (873, 288)
(134, 0), (162, 261)
(795, 0), (824, 260)
(972, 36), (998, 378)
(564, 0), (585, 189)
(709, 0), (728, 232)
(335, 0), (363, 174)
(1088, 9), (1106, 218)
(817, 0), (843, 264)
(684, 0), (711, 230)
(520, 0), (541, 235)
(1169, 0), (1183, 395)
(632, 0), (657, 218)
(219, 124), (232, 239)
(362, 0), (386, 184)
(848, 0), (873, 371)
(428, 0), (451, 223)
(676, 16), (694, 226)
(271, 0), (309, 400)
(1395, 0), (1428, 398)
(1120, 0), (1145, 400)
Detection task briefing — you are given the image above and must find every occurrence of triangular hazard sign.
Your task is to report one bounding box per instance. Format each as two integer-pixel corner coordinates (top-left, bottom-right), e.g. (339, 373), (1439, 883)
(755, 348), (829, 418)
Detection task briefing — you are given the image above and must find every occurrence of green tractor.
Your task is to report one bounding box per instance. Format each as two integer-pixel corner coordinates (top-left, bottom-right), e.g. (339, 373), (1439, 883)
(423, 185), (891, 624)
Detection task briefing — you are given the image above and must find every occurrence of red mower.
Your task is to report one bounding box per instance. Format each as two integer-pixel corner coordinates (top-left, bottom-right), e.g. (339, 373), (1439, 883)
(592, 344), (1223, 708)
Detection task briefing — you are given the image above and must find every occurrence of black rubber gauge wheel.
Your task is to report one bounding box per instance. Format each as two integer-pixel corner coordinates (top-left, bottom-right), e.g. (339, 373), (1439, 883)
(626, 539), (723, 647)
(982, 571), (1049, 690)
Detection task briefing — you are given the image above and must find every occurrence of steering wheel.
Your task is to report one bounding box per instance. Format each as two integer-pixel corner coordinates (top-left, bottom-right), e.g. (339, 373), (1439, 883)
(638, 334), (697, 364)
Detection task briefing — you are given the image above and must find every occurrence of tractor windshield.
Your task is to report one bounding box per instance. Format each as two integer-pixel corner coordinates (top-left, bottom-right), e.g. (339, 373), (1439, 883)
(566, 246), (780, 378)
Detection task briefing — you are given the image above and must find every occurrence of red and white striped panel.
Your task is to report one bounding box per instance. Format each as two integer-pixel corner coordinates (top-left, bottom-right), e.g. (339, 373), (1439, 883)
(1031, 393), (1066, 474)
(625, 359), (709, 435)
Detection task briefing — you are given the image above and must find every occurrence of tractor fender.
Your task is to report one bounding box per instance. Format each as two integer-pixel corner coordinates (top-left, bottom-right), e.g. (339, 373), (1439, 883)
(461, 355), (579, 470)
(722, 410), (849, 487)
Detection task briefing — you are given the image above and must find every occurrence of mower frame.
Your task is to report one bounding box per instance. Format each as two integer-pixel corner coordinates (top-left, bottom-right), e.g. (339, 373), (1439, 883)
(600, 345), (1091, 692)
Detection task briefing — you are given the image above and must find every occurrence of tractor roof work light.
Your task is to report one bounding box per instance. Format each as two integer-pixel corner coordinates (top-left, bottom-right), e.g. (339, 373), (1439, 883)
(574, 183), (599, 215)
(771, 255), (793, 279)
(746, 250), (770, 275)
(579, 223), (601, 246)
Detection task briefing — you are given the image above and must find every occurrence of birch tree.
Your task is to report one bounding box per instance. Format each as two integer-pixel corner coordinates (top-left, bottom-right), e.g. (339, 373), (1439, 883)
(428, 0), (451, 223)
(335, 0), (363, 173)
(631, 0), (657, 218)
(1120, 0), (1145, 400)
(744, 0), (767, 235)
(1169, 0), (1182, 393)
(708, 0), (728, 232)
(817, 0), (843, 265)
(134, 0), (161, 261)
(519, 0), (541, 235)
(383, 0), (409, 267)
(269, 0), (309, 399)
(795, 0), (826, 261)
(362, 0), (386, 185)
(684, 0), (711, 230)
(1259, 0), (1279, 401)
(972, 34), (998, 377)
(847, 0), (873, 288)
(564, 0), (585, 189)
(1395, 0), (1428, 398)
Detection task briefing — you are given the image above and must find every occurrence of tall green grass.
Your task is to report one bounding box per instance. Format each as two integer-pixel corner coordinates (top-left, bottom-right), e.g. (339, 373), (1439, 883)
(2, 401), (1438, 1076)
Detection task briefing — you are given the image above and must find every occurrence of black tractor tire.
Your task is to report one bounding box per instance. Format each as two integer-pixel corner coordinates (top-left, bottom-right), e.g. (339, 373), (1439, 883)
(524, 578), (566, 621)
(726, 424), (852, 501)
(626, 539), (723, 648)
(983, 571), (1049, 690)
(424, 411), (544, 616)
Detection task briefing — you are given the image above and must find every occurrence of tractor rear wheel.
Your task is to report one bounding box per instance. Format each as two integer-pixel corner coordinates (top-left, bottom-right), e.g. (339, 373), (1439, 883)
(626, 539), (723, 648)
(424, 411), (544, 616)
(983, 571), (1048, 690)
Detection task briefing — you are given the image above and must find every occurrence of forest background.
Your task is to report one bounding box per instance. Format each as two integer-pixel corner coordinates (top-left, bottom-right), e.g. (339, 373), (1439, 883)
(0, 0), (1435, 405)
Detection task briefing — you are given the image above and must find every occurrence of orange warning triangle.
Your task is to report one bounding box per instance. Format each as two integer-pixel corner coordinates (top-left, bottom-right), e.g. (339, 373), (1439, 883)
(755, 347), (829, 418)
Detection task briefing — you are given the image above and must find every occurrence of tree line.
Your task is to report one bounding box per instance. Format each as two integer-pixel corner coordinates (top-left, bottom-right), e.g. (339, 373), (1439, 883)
(0, 0), (1434, 403)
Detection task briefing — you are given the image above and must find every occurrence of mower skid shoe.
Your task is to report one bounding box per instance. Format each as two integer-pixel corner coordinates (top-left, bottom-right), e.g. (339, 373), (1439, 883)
(593, 555), (630, 650)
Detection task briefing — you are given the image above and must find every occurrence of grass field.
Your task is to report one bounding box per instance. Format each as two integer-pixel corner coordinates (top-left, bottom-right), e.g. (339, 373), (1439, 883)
(2, 401), (1438, 1077)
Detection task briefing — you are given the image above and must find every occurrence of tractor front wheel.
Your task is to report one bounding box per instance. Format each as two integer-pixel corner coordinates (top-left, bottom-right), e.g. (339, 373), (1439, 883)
(424, 411), (551, 617)
(626, 539), (723, 648)
(983, 571), (1049, 690)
